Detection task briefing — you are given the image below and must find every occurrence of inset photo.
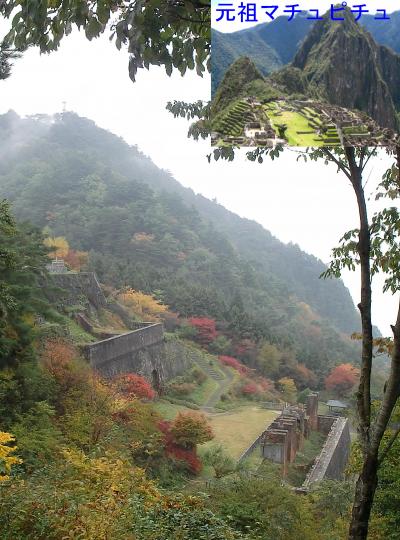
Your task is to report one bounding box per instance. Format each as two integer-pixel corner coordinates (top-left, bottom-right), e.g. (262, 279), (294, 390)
(211, 1), (400, 147)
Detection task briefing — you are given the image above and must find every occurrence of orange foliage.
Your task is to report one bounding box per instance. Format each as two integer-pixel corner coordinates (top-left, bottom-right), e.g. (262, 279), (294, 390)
(40, 339), (89, 396)
(169, 412), (214, 450)
(131, 232), (155, 243)
(64, 249), (89, 271)
(41, 339), (76, 380)
(325, 363), (360, 396)
(294, 363), (318, 389)
(114, 373), (156, 400)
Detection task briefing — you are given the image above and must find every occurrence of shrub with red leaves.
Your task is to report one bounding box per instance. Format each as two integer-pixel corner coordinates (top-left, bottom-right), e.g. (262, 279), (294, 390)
(219, 355), (250, 376)
(115, 373), (156, 400)
(188, 317), (218, 346)
(158, 419), (202, 474)
(241, 382), (260, 396)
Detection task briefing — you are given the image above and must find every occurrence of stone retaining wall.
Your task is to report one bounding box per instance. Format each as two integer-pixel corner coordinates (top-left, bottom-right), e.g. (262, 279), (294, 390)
(82, 326), (193, 386)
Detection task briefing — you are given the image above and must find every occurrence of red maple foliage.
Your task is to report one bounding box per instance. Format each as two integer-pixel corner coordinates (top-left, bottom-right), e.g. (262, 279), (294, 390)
(241, 382), (260, 396)
(234, 339), (257, 363)
(325, 363), (360, 395)
(158, 420), (202, 474)
(188, 317), (218, 346)
(114, 373), (156, 400)
(219, 355), (250, 376)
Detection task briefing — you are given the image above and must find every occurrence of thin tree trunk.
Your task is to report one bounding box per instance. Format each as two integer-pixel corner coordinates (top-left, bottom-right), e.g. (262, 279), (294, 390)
(348, 453), (378, 539)
(345, 147), (374, 540)
(345, 147), (373, 447)
(347, 147), (400, 539)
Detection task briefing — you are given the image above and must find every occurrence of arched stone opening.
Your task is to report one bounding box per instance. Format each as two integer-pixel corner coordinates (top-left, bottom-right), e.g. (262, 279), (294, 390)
(152, 368), (162, 394)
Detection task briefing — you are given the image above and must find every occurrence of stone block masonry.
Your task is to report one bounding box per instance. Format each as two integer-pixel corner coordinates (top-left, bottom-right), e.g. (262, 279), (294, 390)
(48, 272), (107, 309)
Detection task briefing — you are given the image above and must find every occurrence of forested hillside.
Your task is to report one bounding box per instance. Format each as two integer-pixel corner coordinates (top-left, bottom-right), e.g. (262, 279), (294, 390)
(0, 110), (361, 375)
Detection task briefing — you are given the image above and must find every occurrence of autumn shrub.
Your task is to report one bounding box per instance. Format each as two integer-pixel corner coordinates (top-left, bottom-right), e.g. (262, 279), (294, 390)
(240, 381), (261, 398)
(169, 412), (214, 450)
(167, 382), (196, 397)
(188, 317), (218, 346)
(190, 367), (207, 385)
(277, 377), (297, 403)
(158, 420), (202, 474)
(0, 432), (22, 481)
(40, 339), (82, 392)
(117, 288), (168, 321)
(114, 372), (156, 400)
(64, 249), (88, 271)
(234, 339), (257, 364)
(219, 355), (250, 376)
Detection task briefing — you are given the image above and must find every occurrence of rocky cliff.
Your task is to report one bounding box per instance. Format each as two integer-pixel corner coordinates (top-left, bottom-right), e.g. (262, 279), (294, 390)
(292, 10), (400, 129)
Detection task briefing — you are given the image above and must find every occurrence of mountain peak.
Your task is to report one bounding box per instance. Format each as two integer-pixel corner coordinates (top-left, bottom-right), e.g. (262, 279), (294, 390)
(292, 8), (400, 129)
(211, 56), (263, 114)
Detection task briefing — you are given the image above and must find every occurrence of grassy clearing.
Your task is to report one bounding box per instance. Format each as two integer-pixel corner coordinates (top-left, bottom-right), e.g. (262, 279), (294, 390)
(153, 400), (190, 420)
(187, 376), (219, 406)
(266, 106), (321, 146)
(65, 318), (97, 344)
(202, 406), (278, 459)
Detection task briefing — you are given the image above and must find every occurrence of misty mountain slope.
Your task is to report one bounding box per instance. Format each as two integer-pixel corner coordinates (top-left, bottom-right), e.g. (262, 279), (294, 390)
(0, 111), (361, 372)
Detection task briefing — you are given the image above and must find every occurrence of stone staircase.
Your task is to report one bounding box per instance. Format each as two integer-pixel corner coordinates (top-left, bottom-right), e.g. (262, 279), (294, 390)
(191, 353), (235, 410)
(192, 354), (225, 381)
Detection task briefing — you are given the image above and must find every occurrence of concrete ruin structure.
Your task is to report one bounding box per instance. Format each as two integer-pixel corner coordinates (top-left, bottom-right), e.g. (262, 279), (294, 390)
(260, 393), (350, 487)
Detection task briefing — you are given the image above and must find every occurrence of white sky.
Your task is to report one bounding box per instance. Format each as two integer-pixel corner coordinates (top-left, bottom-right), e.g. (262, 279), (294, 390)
(0, 24), (399, 335)
(211, 0), (397, 32)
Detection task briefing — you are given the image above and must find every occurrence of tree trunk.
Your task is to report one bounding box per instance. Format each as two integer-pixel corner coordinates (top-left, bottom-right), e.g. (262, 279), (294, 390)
(348, 453), (379, 540)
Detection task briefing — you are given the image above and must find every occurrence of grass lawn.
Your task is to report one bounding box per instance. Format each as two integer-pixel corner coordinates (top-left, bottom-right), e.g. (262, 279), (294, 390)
(153, 400), (190, 420)
(187, 376), (219, 406)
(266, 106), (321, 146)
(202, 406), (279, 459)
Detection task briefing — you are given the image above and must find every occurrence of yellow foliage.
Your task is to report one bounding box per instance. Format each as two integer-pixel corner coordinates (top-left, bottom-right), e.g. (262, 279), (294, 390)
(278, 377), (297, 403)
(56, 449), (161, 538)
(0, 432), (22, 481)
(118, 288), (168, 321)
(43, 236), (70, 259)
